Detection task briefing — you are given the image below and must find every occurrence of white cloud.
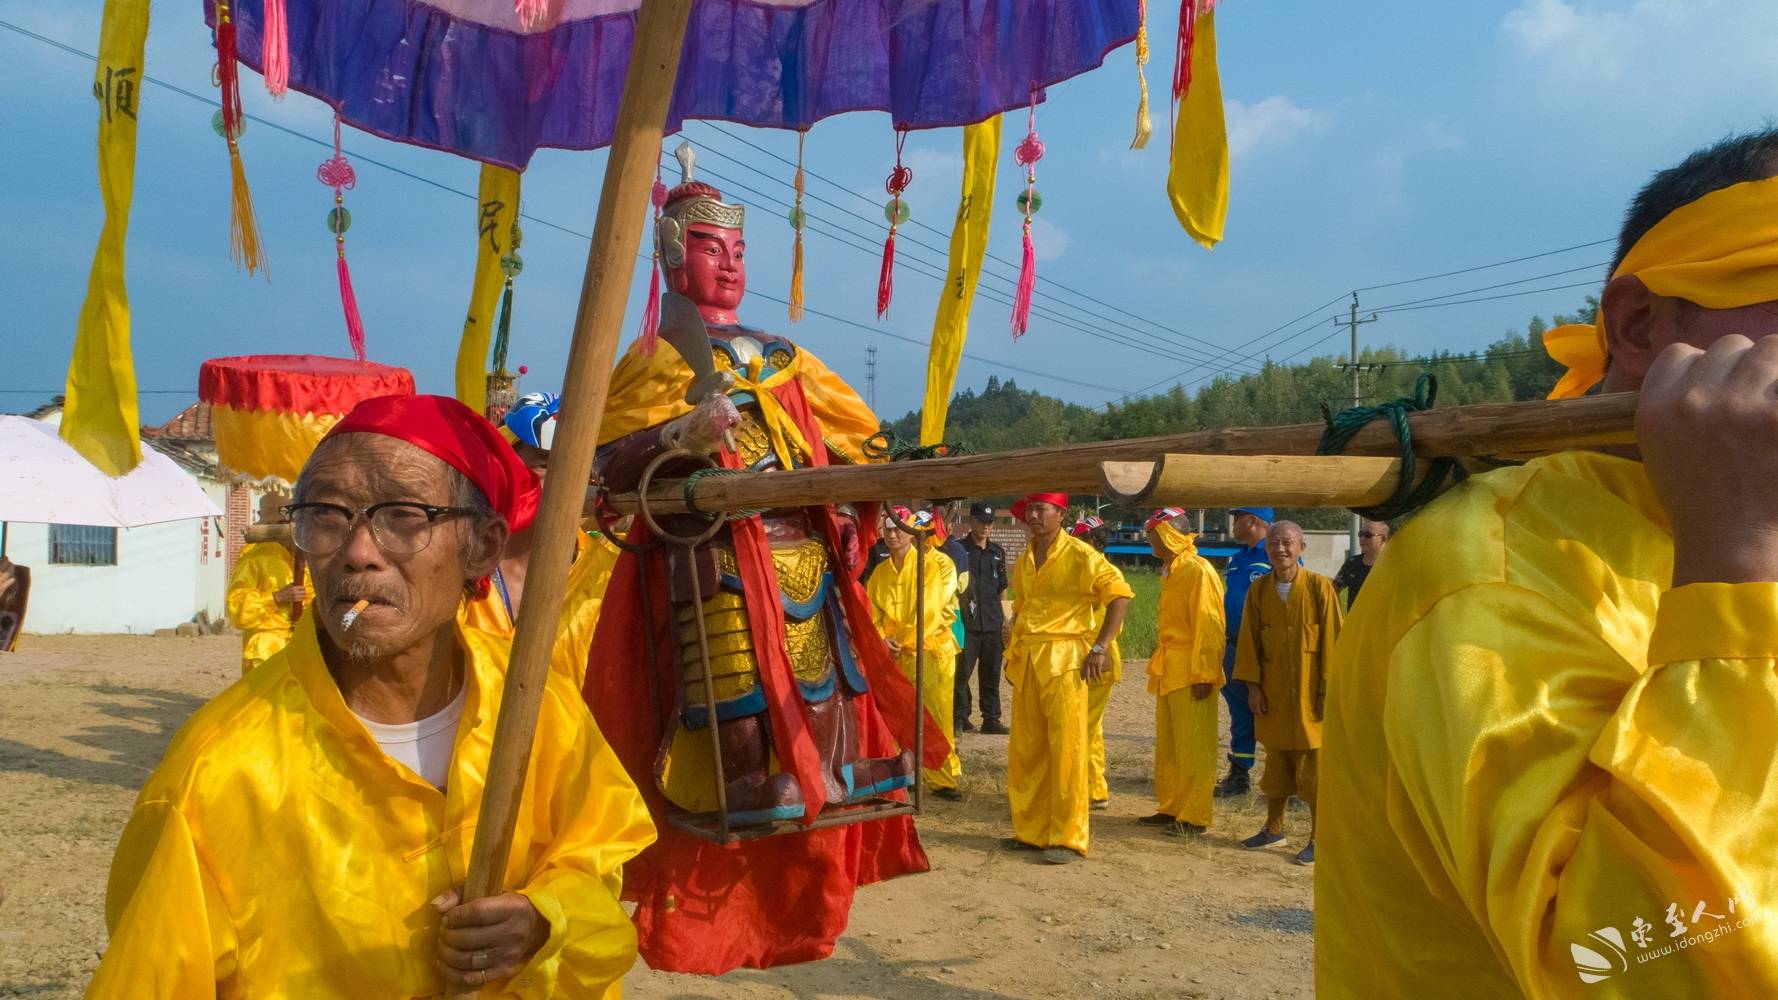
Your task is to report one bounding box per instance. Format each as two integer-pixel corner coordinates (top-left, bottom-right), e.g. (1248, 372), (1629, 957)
(1223, 96), (1326, 159)
(1030, 216), (1068, 262)
(1500, 0), (1777, 89)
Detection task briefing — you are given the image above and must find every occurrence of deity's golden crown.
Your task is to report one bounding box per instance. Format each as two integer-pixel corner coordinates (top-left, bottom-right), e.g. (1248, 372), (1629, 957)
(657, 143), (744, 269)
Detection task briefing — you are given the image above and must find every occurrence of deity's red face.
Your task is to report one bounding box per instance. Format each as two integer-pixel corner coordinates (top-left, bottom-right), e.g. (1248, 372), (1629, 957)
(669, 223), (746, 322)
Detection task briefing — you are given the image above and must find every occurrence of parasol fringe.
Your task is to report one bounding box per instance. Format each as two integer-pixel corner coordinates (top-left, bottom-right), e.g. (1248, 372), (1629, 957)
(638, 268), (660, 355)
(262, 0), (289, 97)
(789, 131), (807, 322)
(1131, 0), (1152, 149)
(876, 228), (896, 319)
(1012, 222), (1035, 338)
(337, 251), (366, 361)
(514, 0), (549, 30)
(493, 281), (515, 371)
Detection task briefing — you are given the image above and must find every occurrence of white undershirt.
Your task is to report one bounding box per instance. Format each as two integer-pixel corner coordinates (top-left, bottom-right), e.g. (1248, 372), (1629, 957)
(355, 683), (466, 790)
(1275, 580), (1294, 603)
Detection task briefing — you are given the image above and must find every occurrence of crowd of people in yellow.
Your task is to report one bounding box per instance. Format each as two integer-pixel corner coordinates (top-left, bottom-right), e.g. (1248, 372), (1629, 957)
(113, 130), (1778, 997)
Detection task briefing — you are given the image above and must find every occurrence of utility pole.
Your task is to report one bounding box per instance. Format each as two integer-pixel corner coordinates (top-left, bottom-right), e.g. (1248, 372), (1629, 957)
(1336, 293), (1378, 558)
(865, 343), (878, 410)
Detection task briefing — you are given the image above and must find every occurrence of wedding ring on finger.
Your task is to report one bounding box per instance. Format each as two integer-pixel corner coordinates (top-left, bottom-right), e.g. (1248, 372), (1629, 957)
(473, 950), (489, 970)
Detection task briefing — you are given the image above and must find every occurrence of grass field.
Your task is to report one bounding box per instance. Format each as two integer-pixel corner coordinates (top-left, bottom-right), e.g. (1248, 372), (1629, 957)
(1118, 566), (1161, 659)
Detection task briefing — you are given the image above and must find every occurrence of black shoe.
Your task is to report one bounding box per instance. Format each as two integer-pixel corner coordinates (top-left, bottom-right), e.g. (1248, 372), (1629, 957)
(957, 718), (976, 733)
(1164, 820), (1207, 838)
(1137, 812), (1176, 827)
(932, 786), (965, 802)
(1213, 768), (1251, 798)
(1041, 847), (1082, 865)
(1001, 836), (1041, 851)
(980, 720), (1010, 735)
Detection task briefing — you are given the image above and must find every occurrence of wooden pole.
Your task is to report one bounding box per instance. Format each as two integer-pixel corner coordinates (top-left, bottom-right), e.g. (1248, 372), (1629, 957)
(458, 0), (696, 928)
(1101, 454), (1406, 508)
(605, 392), (1637, 515)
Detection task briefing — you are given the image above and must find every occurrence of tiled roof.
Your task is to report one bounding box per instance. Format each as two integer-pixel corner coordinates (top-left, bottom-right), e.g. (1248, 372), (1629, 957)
(142, 402), (212, 442)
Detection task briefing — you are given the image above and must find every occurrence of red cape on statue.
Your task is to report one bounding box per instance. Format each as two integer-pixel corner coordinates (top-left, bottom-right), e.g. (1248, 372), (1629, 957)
(584, 374), (949, 974)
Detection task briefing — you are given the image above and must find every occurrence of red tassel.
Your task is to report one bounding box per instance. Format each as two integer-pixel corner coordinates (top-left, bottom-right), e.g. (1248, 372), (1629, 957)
(337, 251), (366, 362)
(877, 229), (897, 319)
(263, 0), (290, 98)
(1012, 223), (1035, 338)
(639, 264), (662, 356)
(1173, 0), (1198, 101)
(216, 2), (244, 136)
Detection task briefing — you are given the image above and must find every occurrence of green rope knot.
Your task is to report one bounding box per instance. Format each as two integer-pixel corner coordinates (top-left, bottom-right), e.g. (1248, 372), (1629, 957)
(681, 466), (764, 522)
(862, 430), (962, 463)
(1315, 373), (1468, 521)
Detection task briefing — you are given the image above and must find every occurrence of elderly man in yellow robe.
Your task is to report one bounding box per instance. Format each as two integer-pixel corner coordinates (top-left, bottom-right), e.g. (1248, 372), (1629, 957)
(1137, 509), (1227, 837)
(1002, 493), (1133, 865)
(1234, 519), (1340, 866)
(460, 391), (619, 688)
(1319, 131), (1778, 998)
(866, 506), (965, 801)
(225, 493), (313, 675)
(87, 395), (655, 998)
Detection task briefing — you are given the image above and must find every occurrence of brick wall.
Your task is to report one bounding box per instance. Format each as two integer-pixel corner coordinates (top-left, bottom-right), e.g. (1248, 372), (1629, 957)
(225, 483), (251, 577)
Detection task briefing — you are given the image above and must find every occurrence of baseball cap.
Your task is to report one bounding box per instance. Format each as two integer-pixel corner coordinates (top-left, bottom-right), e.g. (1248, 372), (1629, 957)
(1231, 506), (1275, 523)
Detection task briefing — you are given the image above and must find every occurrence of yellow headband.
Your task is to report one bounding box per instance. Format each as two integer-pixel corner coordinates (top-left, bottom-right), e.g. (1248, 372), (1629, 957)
(1543, 175), (1778, 399)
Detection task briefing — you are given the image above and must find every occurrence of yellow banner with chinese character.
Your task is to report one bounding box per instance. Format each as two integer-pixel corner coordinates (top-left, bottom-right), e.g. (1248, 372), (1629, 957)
(454, 165), (523, 413)
(920, 117), (1001, 446)
(1166, 9), (1229, 250)
(62, 0), (151, 476)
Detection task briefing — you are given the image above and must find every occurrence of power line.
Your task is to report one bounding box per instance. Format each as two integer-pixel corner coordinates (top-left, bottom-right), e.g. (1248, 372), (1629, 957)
(1, 17), (1138, 400)
(1351, 238), (1615, 293)
(1373, 280), (1599, 315)
(1367, 262), (1605, 312)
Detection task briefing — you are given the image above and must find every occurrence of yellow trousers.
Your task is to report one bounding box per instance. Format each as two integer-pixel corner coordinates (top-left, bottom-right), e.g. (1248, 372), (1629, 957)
(1153, 686), (1219, 826)
(1009, 667), (1091, 855)
(1087, 678), (1113, 801)
(900, 649), (962, 790)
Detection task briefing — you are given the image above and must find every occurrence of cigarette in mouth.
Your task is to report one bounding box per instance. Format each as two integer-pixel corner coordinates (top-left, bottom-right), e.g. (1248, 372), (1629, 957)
(341, 599), (371, 631)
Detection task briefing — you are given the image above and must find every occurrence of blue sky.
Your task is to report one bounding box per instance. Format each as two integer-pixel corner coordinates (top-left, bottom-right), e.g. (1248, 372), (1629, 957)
(4, 0), (1777, 425)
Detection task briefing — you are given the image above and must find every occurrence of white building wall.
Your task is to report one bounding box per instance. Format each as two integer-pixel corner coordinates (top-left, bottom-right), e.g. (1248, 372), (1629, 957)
(9, 510), (224, 634)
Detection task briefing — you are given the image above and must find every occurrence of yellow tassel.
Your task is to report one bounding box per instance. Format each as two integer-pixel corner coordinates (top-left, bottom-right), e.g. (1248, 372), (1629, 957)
(788, 130), (807, 322)
(1131, 0), (1152, 149)
(228, 139), (268, 278)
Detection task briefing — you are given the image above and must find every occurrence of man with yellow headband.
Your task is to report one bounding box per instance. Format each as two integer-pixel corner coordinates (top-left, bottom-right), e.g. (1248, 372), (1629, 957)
(1318, 131), (1778, 996)
(1139, 509), (1226, 837)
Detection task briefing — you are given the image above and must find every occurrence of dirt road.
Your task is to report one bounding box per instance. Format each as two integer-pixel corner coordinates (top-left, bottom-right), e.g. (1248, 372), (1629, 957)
(0, 635), (1312, 998)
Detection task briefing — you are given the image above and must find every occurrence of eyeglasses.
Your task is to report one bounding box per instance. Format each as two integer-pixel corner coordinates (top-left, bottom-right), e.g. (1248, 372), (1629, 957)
(283, 501), (480, 556)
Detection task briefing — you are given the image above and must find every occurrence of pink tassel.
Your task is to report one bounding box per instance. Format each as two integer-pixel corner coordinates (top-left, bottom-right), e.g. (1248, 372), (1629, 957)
(514, 0), (549, 30)
(1173, 0), (1198, 101)
(263, 0), (289, 97)
(1012, 223), (1035, 338)
(337, 252), (366, 361)
(639, 265), (661, 356)
(877, 230), (897, 319)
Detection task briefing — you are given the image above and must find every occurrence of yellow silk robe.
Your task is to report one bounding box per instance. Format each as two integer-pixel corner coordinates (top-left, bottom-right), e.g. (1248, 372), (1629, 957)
(1147, 525), (1227, 825)
(866, 547), (963, 790)
(1233, 569), (1341, 751)
(1319, 451), (1778, 998)
(1006, 532), (1134, 854)
(1085, 604), (1124, 803)
(460, 530), (620, 688)
(223, 542), (311, 675)
(87, 618), (656, 999)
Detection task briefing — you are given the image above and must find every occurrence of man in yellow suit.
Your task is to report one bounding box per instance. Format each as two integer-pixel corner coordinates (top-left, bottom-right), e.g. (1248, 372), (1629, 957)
(224, 493), (311, 674)
(461, 391), (619, 688)
(1003, 493), (1132, 865)
(88, 395), (655, 998)
(1234, 519), (1340, 866)
(1138, 508), (1227, 837)
(1068, 516), (1123, 812)
(867, 506), (965, 801)
(1320, 131), (1778, 997)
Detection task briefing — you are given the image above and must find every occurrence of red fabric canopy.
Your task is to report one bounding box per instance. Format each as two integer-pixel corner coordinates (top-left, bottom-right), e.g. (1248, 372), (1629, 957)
(199, 354), (414, 414)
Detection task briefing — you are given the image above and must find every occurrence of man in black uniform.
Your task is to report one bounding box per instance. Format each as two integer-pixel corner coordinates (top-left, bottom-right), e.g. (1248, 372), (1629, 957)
(956, 502), (1010, 734)
(1332, 518), (1391, 607)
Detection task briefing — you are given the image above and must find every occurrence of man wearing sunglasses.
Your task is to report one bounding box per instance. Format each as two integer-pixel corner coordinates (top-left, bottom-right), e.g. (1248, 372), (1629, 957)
(89, 394), (655, 998)
(1331, 519), (1390, 609)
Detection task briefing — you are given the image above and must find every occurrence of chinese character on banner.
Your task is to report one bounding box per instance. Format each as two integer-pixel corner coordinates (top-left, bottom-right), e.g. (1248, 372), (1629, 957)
(1664, 903), (1689, 938)
(1631, 917), (1654, 949)
(200, 517), (210, 564)
(479, 200), (506, 253)
(1693, 901), (1725, 924)
(92, 65), (138, 123)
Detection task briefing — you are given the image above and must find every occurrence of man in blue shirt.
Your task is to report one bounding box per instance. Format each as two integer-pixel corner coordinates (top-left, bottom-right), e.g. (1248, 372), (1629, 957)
(1216, 506), (1274, 796)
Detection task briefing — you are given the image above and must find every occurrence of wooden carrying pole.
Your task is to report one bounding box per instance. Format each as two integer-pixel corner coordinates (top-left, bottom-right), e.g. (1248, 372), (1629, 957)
(458, 0), (697, 926)
(1102, 454), (1407, 508)
(604, 392), (1638, 515)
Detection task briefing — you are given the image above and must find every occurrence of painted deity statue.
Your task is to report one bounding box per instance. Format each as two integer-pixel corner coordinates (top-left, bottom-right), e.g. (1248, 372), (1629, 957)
(584, 146), (944, 975)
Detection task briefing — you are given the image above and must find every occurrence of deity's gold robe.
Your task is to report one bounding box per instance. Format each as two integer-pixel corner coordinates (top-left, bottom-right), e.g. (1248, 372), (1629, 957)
(1318, 451), (1778, 998)
(224, 542), (311, 676)
(1006, 533), (1133, 854)
(1146, 524), (1226, 825)
(866, 547), (963, 790)
(87, 619), (656, 999)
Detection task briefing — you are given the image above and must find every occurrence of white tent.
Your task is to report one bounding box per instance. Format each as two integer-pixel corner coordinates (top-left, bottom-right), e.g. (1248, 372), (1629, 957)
(0, 415), (222, 528)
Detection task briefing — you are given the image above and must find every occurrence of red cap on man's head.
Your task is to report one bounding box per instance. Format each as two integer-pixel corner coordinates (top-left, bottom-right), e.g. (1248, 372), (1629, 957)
(1010, 492), (1069, 522)
(324, 394), (542, 533)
